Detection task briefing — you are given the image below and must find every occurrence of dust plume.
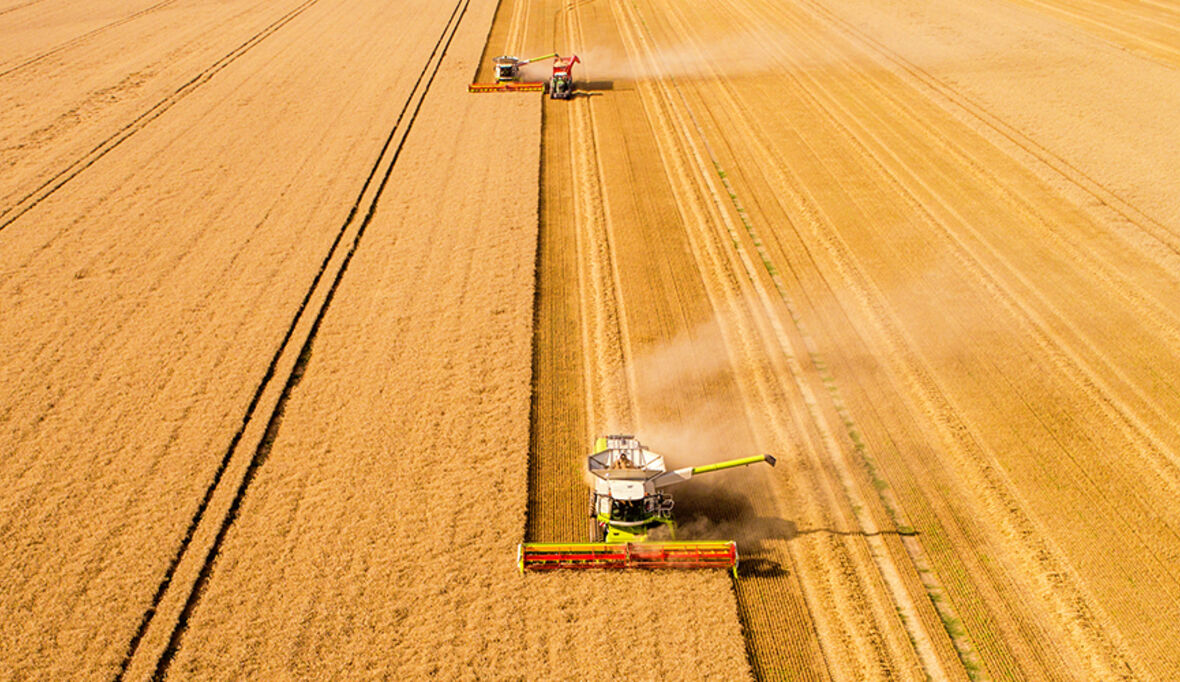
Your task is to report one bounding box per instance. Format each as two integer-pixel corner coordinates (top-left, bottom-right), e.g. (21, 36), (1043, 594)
(517, 60), (551, 82)
(622, 320), (793, 551)
(571, 28), (814, 84)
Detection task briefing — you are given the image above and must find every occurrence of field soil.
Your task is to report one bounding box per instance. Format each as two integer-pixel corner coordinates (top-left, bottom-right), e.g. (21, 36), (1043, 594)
(1, 0), (1178, 679)
(505, 0), (1180, 678)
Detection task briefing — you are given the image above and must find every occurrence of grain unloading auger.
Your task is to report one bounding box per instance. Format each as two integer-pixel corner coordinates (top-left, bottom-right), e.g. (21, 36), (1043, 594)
(467, 52), (557, 93)
(518, 435), (775, 575)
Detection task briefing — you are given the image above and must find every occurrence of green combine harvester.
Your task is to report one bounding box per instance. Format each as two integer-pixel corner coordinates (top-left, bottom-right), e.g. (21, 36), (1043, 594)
(518, 435), (775, 575)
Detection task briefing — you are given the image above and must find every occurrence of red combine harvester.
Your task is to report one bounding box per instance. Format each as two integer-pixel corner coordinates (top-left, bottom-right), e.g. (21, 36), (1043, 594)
(548, 54), (580, 99)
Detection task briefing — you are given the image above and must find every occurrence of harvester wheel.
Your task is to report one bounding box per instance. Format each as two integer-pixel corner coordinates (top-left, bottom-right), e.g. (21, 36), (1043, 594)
(587, 517), (603, 542)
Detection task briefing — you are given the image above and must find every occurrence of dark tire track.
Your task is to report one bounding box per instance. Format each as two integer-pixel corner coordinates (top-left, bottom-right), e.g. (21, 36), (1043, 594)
(0, 0), (180, 78)
(0, 0), (49, 18)
(0, 0), (319, 233)
(112, 0), (473, 677)
(796, 0), (1180, 261)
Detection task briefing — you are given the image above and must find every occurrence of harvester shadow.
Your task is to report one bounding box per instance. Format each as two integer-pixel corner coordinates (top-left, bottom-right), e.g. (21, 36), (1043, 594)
(669, 481), (921, 578)
(793, 527), (921, 538)
(579, 79), (614, 91)
(670, 482), (795, 579)
(737, 558), (789, 578)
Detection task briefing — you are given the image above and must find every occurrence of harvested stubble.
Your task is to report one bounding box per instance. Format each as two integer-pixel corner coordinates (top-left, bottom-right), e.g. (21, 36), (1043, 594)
(4, 0), (1178, 677)
(160, 0), (750, 677)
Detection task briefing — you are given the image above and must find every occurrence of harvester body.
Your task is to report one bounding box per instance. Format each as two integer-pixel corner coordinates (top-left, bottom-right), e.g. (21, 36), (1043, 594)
(468, 53), (558, 93)
(549, 54), (580, 99)
(588, 435), (774, 542)
(494, 55), (521, 82)
(518, 435), (775, 574)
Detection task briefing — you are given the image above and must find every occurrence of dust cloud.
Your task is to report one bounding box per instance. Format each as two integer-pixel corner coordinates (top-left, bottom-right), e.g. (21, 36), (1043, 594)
(571, 28), (822, 83)
(618, 319), (795, 551)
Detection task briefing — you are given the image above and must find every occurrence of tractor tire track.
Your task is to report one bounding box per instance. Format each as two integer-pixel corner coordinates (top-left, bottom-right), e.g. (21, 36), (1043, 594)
(733, 3), (1137, 676)
(793, 0), (1180, 481)
(645, 0), (989, 675)
(0, 0), (318, 233)
(0, 0), (47, 18)
(567, 8), (639, 438)
(796, 0), (1180, 264)
(113, 0), (472, 677)
(0, 0), (180, 78)
(525, 0), (639, 546)
(781, 0), (1180, 567)
(609, 0), (948, 677)
(703, 0), (1159, 675)
(759, 3), (1180, 670)
(1006, 0), (1180, 68)
(671, 3), (1053, 674)
(673, 7), (1058, 672)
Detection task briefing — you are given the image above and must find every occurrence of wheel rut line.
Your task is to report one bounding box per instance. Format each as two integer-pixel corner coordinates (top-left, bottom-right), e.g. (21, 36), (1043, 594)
(659, 2), (991, 674)
(502, 0), (525, 54)
(798, 0), (1180, 262)
(612, 0), (880, 675)
(526, 0), (642, 545)
(112, 0), (471, 676)
(147, 0), (471, 673)
(731, 4), (1141, 675)
(613, 0), (935, 676)
(0, 0), (48, 18)
(0, 0), (181, 78)
(704, 65), (1056, 674)
(0, 0), (320, 233)
(616, 42), (838, 681)
(774, 0), (1180, 550)
(566, 1), (639, 434)
(775, 0), (1180, 528)
(1008, 0), (1180, 66)
(629, 0), (971, 676)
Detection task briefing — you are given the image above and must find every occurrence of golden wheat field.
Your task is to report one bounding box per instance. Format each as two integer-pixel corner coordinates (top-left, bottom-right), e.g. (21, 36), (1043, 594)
(1, 0), (1178, 678)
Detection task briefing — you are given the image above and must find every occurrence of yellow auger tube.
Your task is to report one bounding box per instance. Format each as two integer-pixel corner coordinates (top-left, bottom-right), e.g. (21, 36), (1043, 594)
(690, 454), (776, 475)
(521, 52), (558, 64)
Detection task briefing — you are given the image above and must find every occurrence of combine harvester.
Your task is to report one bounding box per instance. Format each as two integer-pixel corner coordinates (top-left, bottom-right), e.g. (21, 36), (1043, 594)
(547, 54), (580, 100)
(518, 435), (775, 576)
(469, 53), (582, 99)
(468, 53), (555, 93)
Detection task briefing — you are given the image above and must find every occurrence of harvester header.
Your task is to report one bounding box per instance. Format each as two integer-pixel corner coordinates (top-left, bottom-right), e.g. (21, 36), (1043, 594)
(518, 435), (776, 575)
(519, 541), (738, 573)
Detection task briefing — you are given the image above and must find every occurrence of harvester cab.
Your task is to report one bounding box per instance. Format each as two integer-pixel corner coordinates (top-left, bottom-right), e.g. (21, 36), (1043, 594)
(549, 54), (580, 100)
(518, 435), (776, 575)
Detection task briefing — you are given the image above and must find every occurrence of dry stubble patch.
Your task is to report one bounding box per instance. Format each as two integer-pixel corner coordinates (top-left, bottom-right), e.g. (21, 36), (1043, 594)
(159, 0), (748, 677)
(0, 0), (480, 676)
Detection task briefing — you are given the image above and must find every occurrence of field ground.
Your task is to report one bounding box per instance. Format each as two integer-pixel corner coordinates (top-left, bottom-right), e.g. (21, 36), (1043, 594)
(1, 0), (1177, 678)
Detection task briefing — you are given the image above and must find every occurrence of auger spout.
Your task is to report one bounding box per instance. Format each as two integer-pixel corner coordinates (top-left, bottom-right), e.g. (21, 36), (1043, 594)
(650, 453), (775, 489)
(691, 454), (776, 475)
(518, 52), (558, 65)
